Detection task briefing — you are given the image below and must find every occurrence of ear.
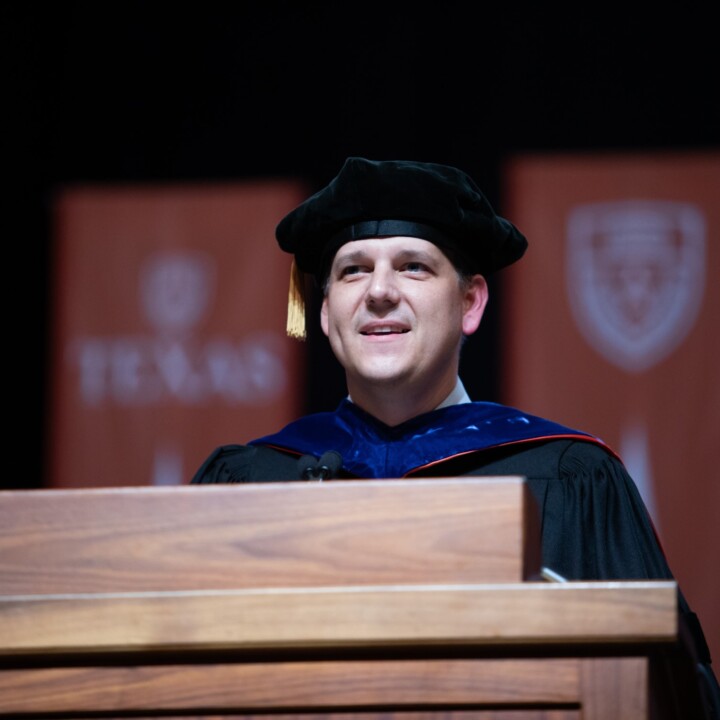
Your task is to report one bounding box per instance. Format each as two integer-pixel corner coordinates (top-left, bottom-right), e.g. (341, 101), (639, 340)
(320, 294), (330, 337)
(461, 275), (489, 336)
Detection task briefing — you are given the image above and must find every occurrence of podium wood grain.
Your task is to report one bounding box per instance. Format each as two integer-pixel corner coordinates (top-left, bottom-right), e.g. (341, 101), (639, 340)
(0, 479), (540, 593)
(0, 480), (674, 719)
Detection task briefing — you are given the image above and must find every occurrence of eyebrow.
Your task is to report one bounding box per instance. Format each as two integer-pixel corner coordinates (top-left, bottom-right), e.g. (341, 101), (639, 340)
(333, 249), (370, 266)
(333, 247), (440, 267)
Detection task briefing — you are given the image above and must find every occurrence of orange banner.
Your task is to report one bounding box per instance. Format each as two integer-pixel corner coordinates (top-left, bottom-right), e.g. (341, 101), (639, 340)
(503, 151), (720, 666)
(49, 181), (307, 488)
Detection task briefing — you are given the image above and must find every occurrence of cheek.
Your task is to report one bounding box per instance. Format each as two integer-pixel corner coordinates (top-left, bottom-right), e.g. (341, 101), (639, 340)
(429, 288), (463, 321)
(322, 286), (361, 333)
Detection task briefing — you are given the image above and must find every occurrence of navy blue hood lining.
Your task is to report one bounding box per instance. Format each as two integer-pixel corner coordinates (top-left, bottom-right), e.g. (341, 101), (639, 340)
(249, 399), (607, 479)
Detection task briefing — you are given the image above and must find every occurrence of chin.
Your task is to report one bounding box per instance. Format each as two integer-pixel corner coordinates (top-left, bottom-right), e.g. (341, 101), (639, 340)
(353, 365), (412, 386)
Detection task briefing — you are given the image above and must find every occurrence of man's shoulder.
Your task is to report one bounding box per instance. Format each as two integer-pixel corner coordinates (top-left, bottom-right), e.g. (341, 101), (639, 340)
(190, 444), (299, 484)
(431, 435), (621, 480)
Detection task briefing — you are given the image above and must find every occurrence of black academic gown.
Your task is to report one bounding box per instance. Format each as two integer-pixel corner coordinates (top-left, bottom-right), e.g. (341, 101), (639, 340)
(191, 399), (719, 720)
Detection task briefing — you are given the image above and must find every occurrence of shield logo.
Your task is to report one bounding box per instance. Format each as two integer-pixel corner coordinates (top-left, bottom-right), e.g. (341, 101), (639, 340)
(566, 200), (706, 372)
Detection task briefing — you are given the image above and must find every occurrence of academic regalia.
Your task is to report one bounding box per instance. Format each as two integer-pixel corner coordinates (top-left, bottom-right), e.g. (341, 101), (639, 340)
(191, 398), (718, 720)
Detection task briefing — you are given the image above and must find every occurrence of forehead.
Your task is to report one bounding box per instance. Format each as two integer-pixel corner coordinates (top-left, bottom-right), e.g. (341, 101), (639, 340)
(330, 236), (451, 265)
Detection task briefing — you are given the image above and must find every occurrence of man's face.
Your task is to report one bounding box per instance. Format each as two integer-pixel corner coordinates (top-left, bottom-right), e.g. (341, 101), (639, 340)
(320, 236), (487, 404)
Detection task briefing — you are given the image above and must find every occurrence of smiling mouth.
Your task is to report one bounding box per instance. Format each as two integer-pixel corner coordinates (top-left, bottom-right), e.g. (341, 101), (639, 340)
(360, 327), (409, 336)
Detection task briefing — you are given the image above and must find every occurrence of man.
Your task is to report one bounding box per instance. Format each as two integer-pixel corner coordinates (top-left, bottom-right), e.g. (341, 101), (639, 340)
(192, 157), (718, 719)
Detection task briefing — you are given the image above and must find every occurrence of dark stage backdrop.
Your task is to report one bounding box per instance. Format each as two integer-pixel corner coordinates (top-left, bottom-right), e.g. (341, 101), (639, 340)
(11, 5), (718, 492)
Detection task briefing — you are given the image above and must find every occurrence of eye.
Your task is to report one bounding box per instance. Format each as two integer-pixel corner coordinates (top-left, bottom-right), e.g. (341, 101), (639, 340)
(402, 261), (431, 275)
(339, 264), (365, 278)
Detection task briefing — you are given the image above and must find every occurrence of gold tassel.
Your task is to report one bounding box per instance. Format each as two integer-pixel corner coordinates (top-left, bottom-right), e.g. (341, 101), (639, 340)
(286, 258), (307, 340)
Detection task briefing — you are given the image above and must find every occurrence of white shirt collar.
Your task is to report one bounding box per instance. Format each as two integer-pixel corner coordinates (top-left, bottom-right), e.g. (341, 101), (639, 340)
(435, 377), (471, 410)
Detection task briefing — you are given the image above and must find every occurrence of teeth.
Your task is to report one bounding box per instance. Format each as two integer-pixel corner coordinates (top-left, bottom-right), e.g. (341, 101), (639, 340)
(362, 327), (407, 335)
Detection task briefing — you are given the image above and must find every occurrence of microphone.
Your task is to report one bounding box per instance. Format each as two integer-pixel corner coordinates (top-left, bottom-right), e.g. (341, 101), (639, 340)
(298, 451), (343, 481)
(317, 450), (342, 479)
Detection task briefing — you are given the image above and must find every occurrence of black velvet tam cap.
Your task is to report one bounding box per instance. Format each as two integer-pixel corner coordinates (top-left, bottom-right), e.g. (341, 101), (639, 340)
(276, 157), (528, 338)
(276, 157), (528, 278)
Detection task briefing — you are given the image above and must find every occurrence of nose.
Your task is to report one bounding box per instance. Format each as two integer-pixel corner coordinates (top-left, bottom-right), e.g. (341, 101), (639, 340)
(366, 263), (400, 308)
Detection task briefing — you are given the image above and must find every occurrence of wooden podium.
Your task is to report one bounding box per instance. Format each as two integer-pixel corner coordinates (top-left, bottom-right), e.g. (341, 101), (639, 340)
(0, 478), (677, 719)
